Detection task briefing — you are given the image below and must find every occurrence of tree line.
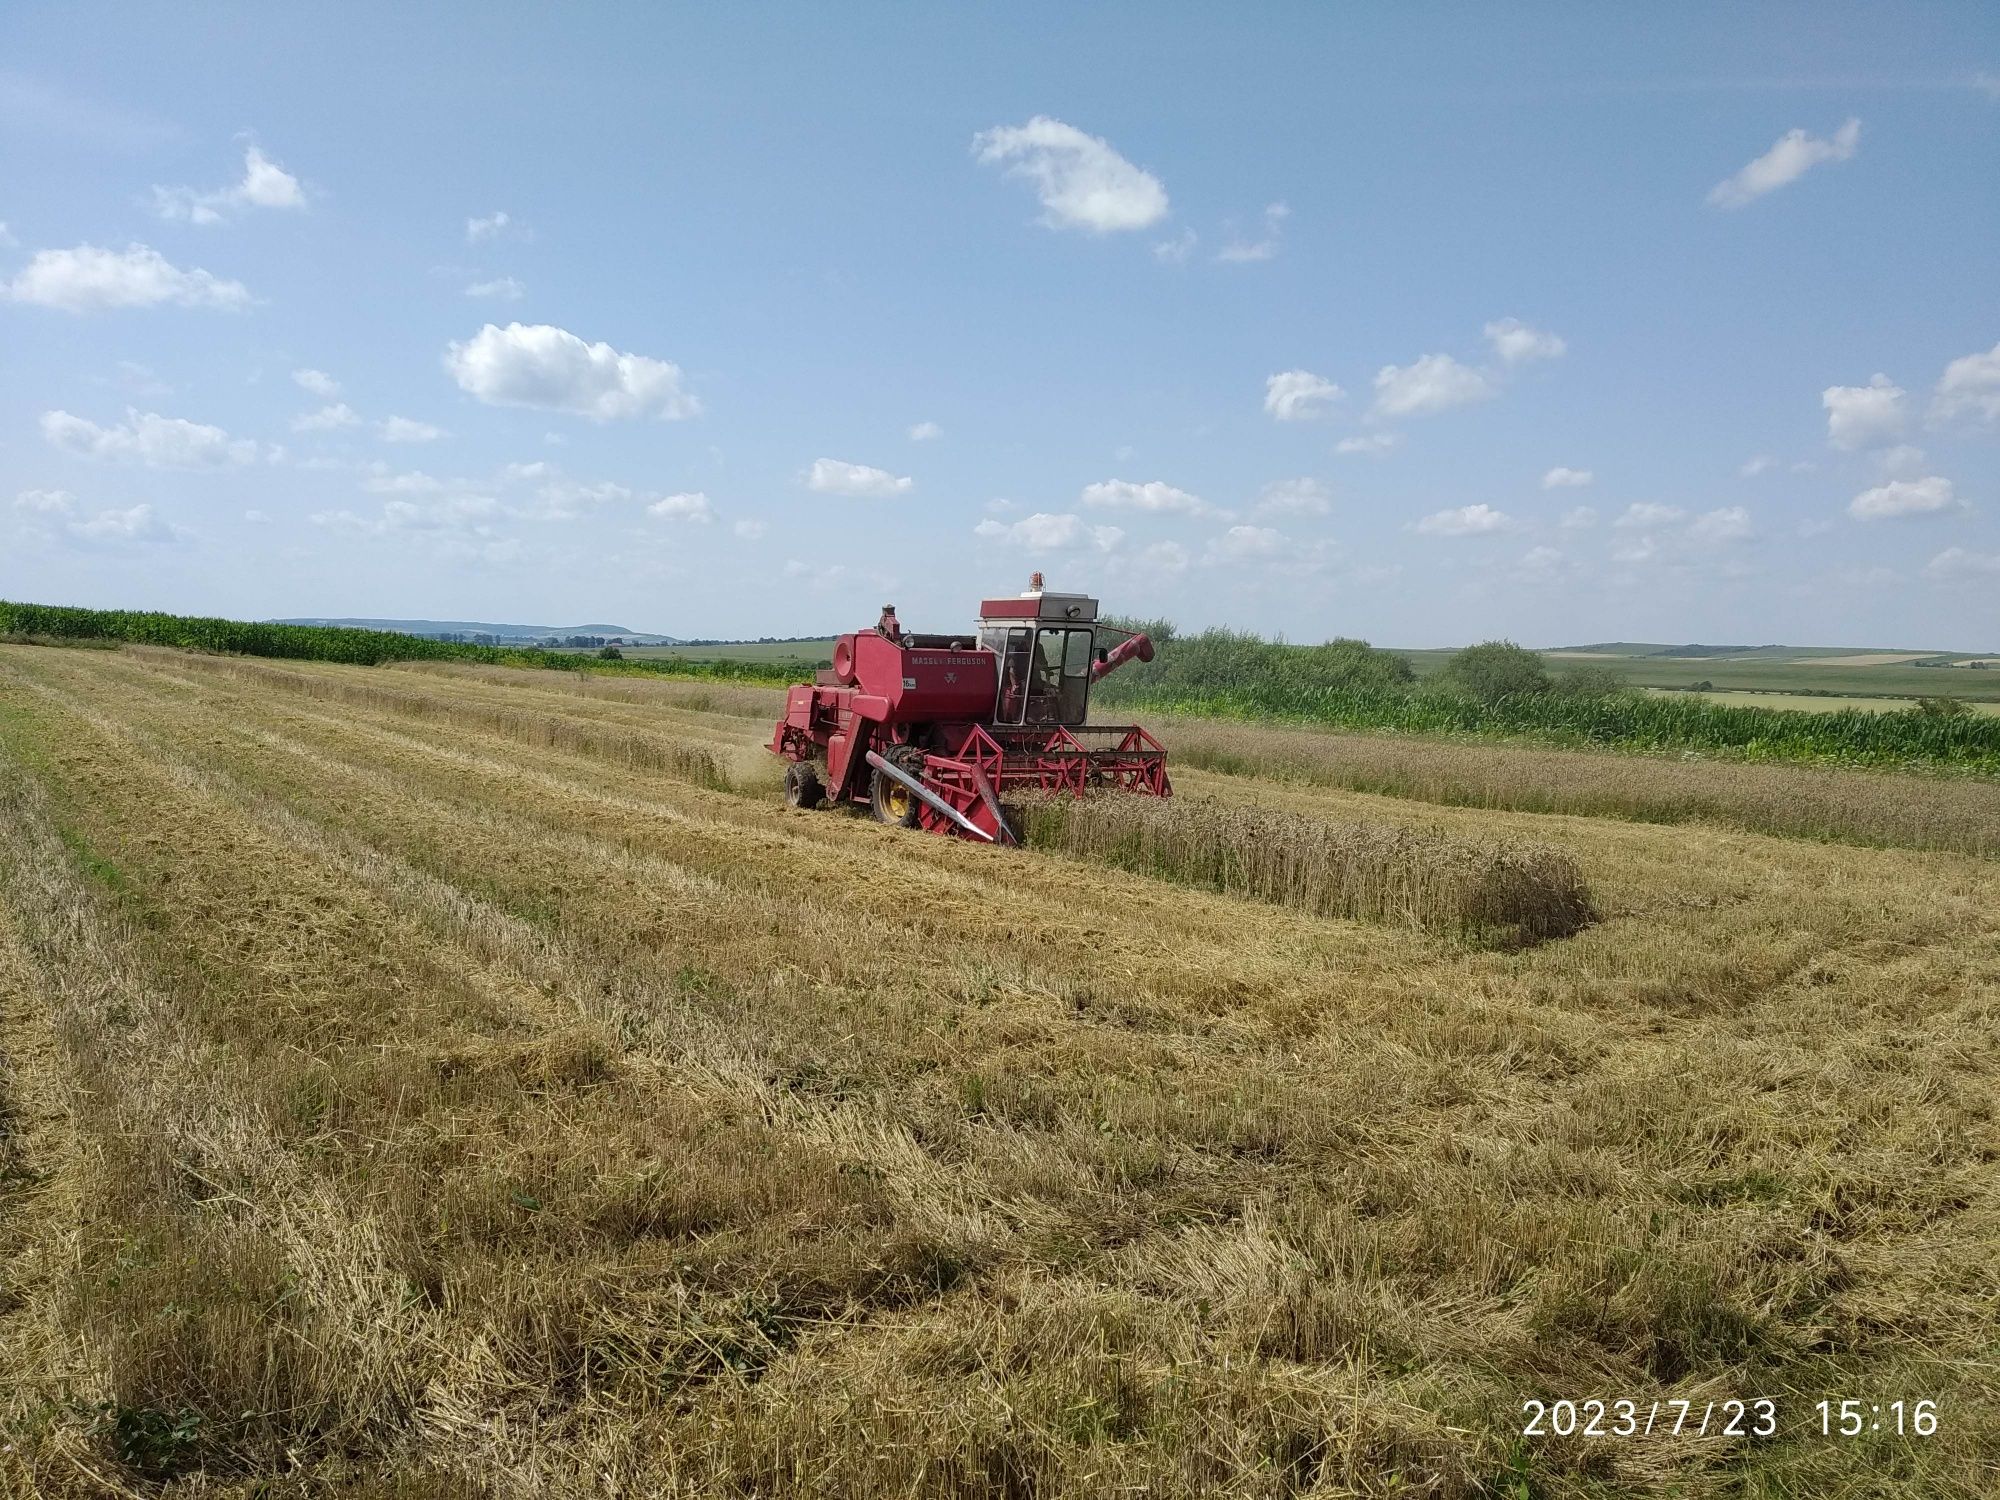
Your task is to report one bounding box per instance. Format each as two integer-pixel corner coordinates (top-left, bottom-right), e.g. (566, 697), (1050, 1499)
(0, 601), (805, 686)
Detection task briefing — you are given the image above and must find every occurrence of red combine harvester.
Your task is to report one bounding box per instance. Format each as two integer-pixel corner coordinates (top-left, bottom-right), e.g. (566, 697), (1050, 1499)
(769, 574), (1170, 843)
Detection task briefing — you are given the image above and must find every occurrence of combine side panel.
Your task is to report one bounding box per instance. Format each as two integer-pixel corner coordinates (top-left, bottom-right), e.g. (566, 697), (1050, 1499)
(826, 718), (877, 805)
(770, 685), (821, 760)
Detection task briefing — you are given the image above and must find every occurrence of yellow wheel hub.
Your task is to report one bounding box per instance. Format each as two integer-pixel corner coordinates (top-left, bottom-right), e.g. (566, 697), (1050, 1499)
(884, 783), (911, 819)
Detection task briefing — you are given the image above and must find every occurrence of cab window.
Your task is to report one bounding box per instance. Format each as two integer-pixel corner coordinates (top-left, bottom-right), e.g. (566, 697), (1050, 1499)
(990, 626), (1033, 723)
(1024, 627), (1091, 725)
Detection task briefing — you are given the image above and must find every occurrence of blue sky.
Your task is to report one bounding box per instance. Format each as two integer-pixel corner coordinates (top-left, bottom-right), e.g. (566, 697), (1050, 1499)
(3, 4), (1997, 647)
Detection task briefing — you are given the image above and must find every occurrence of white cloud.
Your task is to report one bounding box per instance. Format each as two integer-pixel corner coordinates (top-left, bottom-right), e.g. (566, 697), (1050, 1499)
(806, 458), (913, 498)
(152, 146), (305, 224)
(1371, 354), (1495, 419)
(1820, 563), (1899, 590)
(973, 511), (1123, 553)
(646, 491), (714, 523)
(401, 495), (499, 529)
(293, 402), (360, 432)
(0, 76), (179, 152)
(1707, 118), (1861, 208)
(104, 360), (172, 397)
(1738, 454), (1776, 477)
(1689, 505), (1753, 543)
(465, 276), (525, 301)
(1132, 539), (1189, 576)
(732, 518), (768, 540)
(466, 211), (512, 243)
(445, 323), (699, 421)
(1205, 524), (1286, 562)
(1218, 201), (1289, 263)
(315, 494), (502, 542)
(1931, 341), (2000, 428)
(13, 488), (74, 513)
(1611, 535), (1658, 564)
(364, 468), (449, 495)
(379, 416), (445, 443)
(907, 420), (942, 442)
(514, 479), (644, 521)
(0, 74), (181, 153)
(42, 408), (256, 467)
(1484, 318), (1566, 365)
(1616, 502), (1687, 528)
(1823, 374), (1906, 449)
(2, 243), (251, 311)
(1926, 546), (2000, 580)
(1559, 505), (1598, 529)
(1252, 477), (1330, 517)
(1541, 466), (1593, 489)
(1335, 432), (1401, 456)
(66, 502), (186, 545)
(292, 367), (340, 398)
(779, 558), (896, 593)
(1416, 503), (1511, 536)
(1515, 546), (1570, 580)
(1848, 475), (1964, 520)
(972, 116), (1169, 233)
(1151, 227), (1197, 263)
(218, 147), (303, 209)
(1264, 369), (1343, 421)
(1079, 478), (1216, 517)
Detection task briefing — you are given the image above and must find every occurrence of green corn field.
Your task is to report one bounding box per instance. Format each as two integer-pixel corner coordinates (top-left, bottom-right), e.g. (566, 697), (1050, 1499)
(1095, 628), (2000, 771)
(1094, 682), (2000, 771)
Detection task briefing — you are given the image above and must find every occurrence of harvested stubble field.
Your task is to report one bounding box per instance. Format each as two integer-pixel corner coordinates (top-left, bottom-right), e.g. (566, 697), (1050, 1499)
(1, 644), (1996, 1498)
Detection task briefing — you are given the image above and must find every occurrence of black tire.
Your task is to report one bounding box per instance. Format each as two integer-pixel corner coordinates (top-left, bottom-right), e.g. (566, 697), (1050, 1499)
(869, 756), (923, 827)
(784, 761), (824, 810)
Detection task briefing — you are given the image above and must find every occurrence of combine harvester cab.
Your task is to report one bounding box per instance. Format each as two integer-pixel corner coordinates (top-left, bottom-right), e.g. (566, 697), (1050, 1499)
(769, 574), (1170, 842)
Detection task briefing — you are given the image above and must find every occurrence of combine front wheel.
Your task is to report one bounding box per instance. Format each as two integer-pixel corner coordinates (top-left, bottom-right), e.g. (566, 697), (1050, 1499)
(869, 757), (922, 827)
(784, 761), (824, 809)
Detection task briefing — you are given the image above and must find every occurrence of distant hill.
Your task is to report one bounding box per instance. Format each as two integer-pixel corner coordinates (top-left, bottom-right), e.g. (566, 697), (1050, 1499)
(1559, 642), (1768, 657)
(271, 617), (682, 644)
(1556, 642), (1954, 660)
